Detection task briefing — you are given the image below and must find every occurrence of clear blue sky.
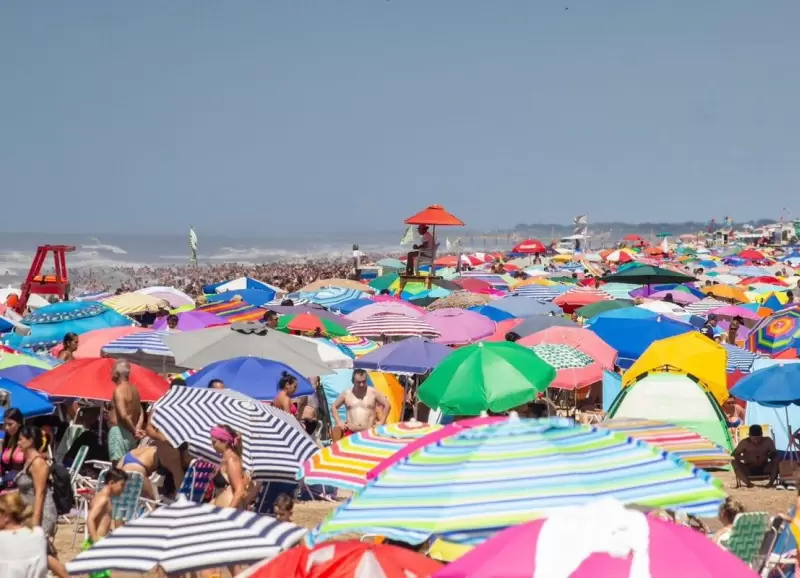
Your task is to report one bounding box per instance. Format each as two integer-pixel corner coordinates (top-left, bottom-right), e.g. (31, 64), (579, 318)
(2, 1), (799, 235)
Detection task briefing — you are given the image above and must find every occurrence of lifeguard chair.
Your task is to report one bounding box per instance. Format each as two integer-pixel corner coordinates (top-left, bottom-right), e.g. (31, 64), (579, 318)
(399, 205), (465, 293)
(14, 245), (75, 314)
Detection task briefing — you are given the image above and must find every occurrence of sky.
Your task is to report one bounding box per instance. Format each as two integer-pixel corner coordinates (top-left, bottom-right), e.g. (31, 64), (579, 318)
(2, 1), (799, 235)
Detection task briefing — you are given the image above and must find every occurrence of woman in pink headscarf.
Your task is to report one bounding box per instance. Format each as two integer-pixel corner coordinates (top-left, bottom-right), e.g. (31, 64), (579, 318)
(209, 425), (248, 510)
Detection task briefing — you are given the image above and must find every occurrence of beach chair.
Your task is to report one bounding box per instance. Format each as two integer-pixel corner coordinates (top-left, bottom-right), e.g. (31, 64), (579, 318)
(176, 459), (216, 503)
(58, 445), (90, 524)
(722, 511), (771, 570)
(110, 470), (147, 521)
(733, 425), (778, 488)
(54, 424), (85, 463)
(753, 516), (786, 576)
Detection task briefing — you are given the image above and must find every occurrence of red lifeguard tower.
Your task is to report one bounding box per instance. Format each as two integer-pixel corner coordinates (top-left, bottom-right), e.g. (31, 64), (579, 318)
(399, 204), (465, 292)
(14, 245), (75, 314)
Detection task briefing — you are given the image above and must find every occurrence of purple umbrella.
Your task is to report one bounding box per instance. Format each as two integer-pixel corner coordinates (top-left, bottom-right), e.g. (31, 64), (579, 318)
(649, 290), (700, 306)
(421, 308), (496, 346)
(152, 311), (229, 332)
(266, 305), (354, 327)
(353, 336), (452, 374)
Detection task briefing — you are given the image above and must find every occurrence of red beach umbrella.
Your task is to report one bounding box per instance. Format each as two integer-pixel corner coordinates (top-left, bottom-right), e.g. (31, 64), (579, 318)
(404, 204), (465, 226)
(738, 248), (766, 261)
(512, 239), (546, 254)
(27, 358), (169, 402)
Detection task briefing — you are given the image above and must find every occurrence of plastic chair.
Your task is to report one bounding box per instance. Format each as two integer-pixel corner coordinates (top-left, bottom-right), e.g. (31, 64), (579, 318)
(177, 459), (216, 503)
(722, 511), (771, 570)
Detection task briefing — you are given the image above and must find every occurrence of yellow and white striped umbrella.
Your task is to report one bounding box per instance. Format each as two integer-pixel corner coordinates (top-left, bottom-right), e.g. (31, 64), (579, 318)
(102, 293), (170, 315)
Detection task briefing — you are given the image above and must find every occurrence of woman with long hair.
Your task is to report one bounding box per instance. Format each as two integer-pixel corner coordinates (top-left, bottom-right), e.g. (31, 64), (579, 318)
(209, 424), (248, 509)
(273, 372), (298, 415)
(57, 333), (79, 361)
(1, 408), (24, 490)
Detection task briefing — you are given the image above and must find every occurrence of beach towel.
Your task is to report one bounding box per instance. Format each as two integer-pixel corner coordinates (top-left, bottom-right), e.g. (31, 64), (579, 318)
(81, 538), (111, 578)
(107, 426), (136, 462)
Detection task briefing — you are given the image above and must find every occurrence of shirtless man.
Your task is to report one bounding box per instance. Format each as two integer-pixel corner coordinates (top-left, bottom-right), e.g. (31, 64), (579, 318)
(331, 369), (390, 441)
(85, 467), (128, 547)
(109, 360), (145, 462)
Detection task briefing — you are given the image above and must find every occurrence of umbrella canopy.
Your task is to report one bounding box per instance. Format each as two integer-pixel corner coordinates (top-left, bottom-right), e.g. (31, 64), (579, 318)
(428, 291), (492, 310)
(422, 308), (496, 346)
(467, 305), (516, 322)
(746, 307), (800, 356)
(185, 356), (316, 399)
(702, 285), (750, 303)
(268, 305), (355, 327)
(331, 335), (380, 357)
(354, 337), (451, 374)
(575, 299), (635, 319)
(347, 313), (441, 339)
(729, 363), (800, 406)
(294, 336), (354, 370)
(102, 292), (170, 315)
(0, 365), (48, 386)
(622, 332), (728, 404)
(553, 288), (613, 314)
(298, 422), (443, 490)
(417, 342), (555, 415)
(196, 300), (265, 323)
(488, 296), (560, 318)
(517, 326), (616, 370)
(404, 204), (465, 226)
(512, 285), (569, 301)
(161, 322), (332, 375)
(529, 344), (602, 390)
(208, 276), (280, 295)
(511, 239), (547, 254)
(312, 417), (726, 546)
(513, 316), (579, 337)
(345, 301), (425, 321)
(26, 358), (168, 402)
(207, 289), (277, 308)
(433, 499), (755, 578)
(277, 313), (349, 337)
(301, 288), (367, 308)
(329, 298), (374, 315)
(135, 286), (195, 308)
(0, 377), (54, 418)
(100, 331), (186, 374)
(152, 387), (317, 481)
(152, 311), (229, 331)
(0, 351), (53, 371)
(300, 279), (373, 294)
(648, 290), (700, 306)
(244, 541), (442, 578)
(600, 265), (696, 286)
(66, 497), (306, 575)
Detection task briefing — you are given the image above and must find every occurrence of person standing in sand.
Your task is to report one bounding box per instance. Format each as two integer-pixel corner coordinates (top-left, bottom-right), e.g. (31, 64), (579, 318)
(108, 360), (144, 462)
(331, 369), (390, 441)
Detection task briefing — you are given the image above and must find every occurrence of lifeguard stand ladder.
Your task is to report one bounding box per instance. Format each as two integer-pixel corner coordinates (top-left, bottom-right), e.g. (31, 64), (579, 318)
(15, 245), (75, 314)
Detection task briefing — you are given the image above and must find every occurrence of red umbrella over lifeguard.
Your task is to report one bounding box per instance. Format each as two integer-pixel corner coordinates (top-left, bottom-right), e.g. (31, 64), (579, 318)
(402, 204), (464, 281)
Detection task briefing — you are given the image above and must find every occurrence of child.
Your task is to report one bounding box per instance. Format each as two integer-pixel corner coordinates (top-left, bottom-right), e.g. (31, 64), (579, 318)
(272, 493), (294, 523)
(83, 467), (129, 578)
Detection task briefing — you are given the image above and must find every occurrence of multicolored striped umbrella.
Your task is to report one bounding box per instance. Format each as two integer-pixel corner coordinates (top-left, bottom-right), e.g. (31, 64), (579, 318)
(298, 422), (443, 490)
(310, 417), (726, 546)
(102, 292), (170, 315)
(331, 335), (380, 357)
(196, 300), (265, 322)
(746, 307), (800, 356)
(347, 313), (441, 339)
(599, 418), (732, 469)
(300, 287), (364, 307)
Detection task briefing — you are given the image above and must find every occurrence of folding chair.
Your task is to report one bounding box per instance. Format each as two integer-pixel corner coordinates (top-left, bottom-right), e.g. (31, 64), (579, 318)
(176, 459), (216, 503)
(722, 511), (772, 570)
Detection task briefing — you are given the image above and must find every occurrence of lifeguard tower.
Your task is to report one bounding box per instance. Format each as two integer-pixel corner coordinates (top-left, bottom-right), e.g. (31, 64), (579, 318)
(14, 245), (75, 314)
(398, 204), (465, 293)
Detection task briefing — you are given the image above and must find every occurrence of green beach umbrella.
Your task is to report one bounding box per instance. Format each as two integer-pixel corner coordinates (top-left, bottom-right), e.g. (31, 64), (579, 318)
(277, 313), (349, 337)
(600, 265), (696, 286)
(576, 299), (635, 319)
(418, 341), (556, 415)
(369, 272), (399, 292)
(0, 353), (53, 371)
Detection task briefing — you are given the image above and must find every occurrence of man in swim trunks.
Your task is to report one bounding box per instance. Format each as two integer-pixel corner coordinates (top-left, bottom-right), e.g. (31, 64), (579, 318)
(109, 360), (144, 462)
(331, 369), (390, 441)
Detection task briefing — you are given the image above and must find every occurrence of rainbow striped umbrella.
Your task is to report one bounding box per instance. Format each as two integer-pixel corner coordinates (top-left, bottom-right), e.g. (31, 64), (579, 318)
(298, 422), (443, 490)
(310, 417), (725, 546)
(196, 300), (264, 323)
(331, 336), (380, 357)
(746, 307), (800, 356)
(347, 313), (441, 339)
(599, 418), (731, 469)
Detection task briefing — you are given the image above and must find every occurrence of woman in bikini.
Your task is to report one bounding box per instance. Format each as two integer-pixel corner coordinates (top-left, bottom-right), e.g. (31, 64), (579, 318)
(209, 425), (248, 509)
(1, 408), (25, 491)
(273, 372), (298, 416)
(116, 444), (160, 500)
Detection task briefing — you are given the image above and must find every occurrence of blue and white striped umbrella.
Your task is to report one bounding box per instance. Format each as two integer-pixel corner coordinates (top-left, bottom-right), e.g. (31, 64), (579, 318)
(102, 331), (172, 357)
(723, 343), (762, 373)
(300, 287), (363, 307)
(600, 283), (642, 300)
(512, 285), (569, 301)
(684, 298), (728, 316)
(66, 497), (306, 575)
(152, 387), (317, 482)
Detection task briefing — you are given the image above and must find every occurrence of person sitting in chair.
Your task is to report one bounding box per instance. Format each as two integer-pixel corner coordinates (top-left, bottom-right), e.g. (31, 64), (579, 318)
(406, 225), (435, 275)
(732, 424), (779, 488)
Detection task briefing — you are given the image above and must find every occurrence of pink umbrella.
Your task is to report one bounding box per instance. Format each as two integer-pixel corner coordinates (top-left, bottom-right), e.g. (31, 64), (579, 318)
(517, 326), (617, 370)
(648, 290), (699, 306)
(422, 308), (496, 346)
(435, 499), (757, 578)
(50, 326), (148, 358)
(707, 305), (762, 322)
(152, 310), (230, 331)
(346, 300), (425, 321)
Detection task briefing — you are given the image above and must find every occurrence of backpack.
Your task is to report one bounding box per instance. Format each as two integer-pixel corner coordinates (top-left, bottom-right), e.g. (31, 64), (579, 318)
(50, 463), (74, 515)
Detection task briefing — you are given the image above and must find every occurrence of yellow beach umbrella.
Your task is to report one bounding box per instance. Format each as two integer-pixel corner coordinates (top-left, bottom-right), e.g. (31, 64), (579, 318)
(701, 284), (750, 304)
(368, 372), (404, 424)
(102, 293), (170, 316)
(622, 332), (728, 404)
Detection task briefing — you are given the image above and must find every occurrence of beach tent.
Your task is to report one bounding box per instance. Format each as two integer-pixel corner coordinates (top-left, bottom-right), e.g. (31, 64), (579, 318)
(622, 332), (729, 404)
(606, 372), (733, 452)
(319, 369), (405, 425)
(204, 276), (281, 297)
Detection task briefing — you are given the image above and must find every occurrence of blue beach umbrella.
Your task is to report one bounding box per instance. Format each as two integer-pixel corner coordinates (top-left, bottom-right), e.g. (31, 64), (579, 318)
(329, 298), (374, 315)
(730, 363), (800, 407)
(0, 365), (48, 386)
(354, 336), (452, 374)
(206, 290), (276, 307)
(299, 288), (363, 308)
(489, 296), (561, 318)
(467, 306), (515, 322)
(0, 377), (54, 419)
(185, 356), (315, 400)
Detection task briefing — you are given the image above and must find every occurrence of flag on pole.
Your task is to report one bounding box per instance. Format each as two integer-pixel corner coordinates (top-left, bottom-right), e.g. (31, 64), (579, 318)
(400, 226), (415, 246)
(189, 226), (198, 265)
(573, 215), (588, 226)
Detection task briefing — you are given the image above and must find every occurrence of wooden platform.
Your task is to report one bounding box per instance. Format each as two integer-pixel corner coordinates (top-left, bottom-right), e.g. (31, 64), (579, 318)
(397, 273), (442, 290)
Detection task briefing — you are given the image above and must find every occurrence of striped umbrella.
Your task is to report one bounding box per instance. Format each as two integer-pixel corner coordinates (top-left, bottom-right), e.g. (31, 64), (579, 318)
(684, 298), (728, 316)
(102, 292), (170, 315)
(152, 387), (317, 482)
(299, 422), (443, 490)
(301, 287), (364, 308)
(723, 343), (762, 373)
(553, 287), (614, 312)
(599, 283), (642, 300)
(512, 285), (568, 301)
(331, 335), (380, 357)
(599, 418), (732, 469)
(196, 300), (265, 322)
(746, 307), (800, 356)
(310, 417), (726, 546)
(66, 497), (306, 575)
(102, 331), (172, 358)
(347, 313), (441, 339)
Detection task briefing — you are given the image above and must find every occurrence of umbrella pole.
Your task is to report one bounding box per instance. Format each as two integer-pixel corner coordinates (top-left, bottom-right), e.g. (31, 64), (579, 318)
(785, 406), (799, 464)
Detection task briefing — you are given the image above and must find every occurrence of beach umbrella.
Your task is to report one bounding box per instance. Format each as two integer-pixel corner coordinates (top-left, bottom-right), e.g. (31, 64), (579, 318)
(195, 300), (265, 323)
(369, 272), (400, 293)
(311, 417), (726, 546)
(207, 289), (277, 308)
(268, 305), (355, 327)
(529, 344), (602, 390)
(739, 248), (766, 261)
(480, 318), (524, 342)
(298, 422), (443, 490)
(100, 331), (186, 374)
(301, 287), (366, 308)
(135, 286), (195, 308)
(331, 335), (380, 357)
(702, 285), (750, 303)
(730, 363), (800, 406)
(433, 499), (756, 578)
(329, 298), (373, 315)
(746, 307), (800, 356)
(293, 336), (354, 370)
(467, 305), (515, 322)
(242, 541), (442, 578)
(598, 283), (641, 300)
(301, 279), (374, 294)
(427, 291), (492, 310)
(574, 299), (634, 319)
(0, 365), (48, 386)
(422, 308), (496, 346)
(511, 239), (547, 255)
(347, 313), (441, 339)
(102, 292), (170, 315)
(152, 311), (229, 331)
(518, 326), (617, 370)
(0, 377), (54, 418)
(512, 285), (569, 300)
(487, 296), (560, 318)
(553, 288), (613, 314)
(0, 351), (57, 372)
(723, 343), (762, 373)
(513, 315), (579, 337)
(637, 300), (688, 316)
(208, 276), (281, 295)
(376, 257), (405, 270)
(4, 302), (135, 350)
(345, 300), (425, 321)
(354, 336), (452, 374)
(161, 322), (331, 375)
(50, 326), (149, 358)
(66, 496), (305, 575)
(277, 313), (349, 337)
(600, 265), (696, 286)
(684, 297), (729, 316)
(604, 249), (636, 263)
(152, 387), (317, 481)
(27, 358), (168, 402)
(418, 342), (555, 415)
(185, 356), (316, 398)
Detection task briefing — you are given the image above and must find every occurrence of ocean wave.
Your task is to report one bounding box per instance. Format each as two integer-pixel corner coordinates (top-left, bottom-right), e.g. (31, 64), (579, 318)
(82, 237), (128, 255)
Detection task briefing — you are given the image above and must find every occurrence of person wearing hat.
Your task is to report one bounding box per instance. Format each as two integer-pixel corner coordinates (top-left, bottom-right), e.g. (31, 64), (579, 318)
(701, 313), (718, 339)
